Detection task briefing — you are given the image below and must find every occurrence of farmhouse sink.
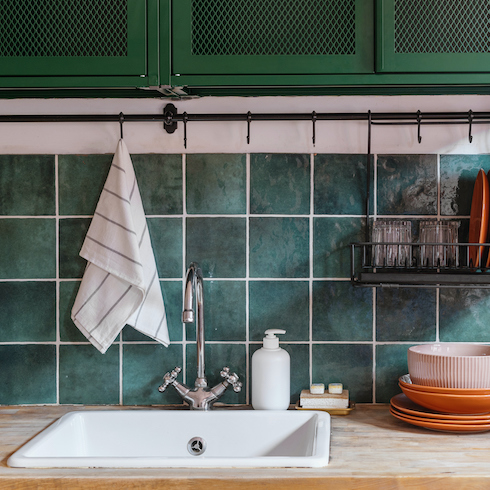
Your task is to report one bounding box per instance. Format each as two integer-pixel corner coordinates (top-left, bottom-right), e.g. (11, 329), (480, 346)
(8, 409), (330, 468)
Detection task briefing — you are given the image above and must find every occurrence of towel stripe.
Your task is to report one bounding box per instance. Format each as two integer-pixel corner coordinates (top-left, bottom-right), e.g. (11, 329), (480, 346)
(94, 211), (137, 234)
(103, 187), (130, 204)
(89, 285), (133, 334)
(85, 236), (143, 266)
(73, 272), (111, 318)
(112, 163), (126, 173)
(132, 268), (157, 328)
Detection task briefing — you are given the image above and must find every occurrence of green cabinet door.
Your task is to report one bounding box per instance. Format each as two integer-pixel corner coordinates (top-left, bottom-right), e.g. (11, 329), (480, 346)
(377, 0), (490, 73)
(172, 0), (373, 76)
(0, 0), (147, 77)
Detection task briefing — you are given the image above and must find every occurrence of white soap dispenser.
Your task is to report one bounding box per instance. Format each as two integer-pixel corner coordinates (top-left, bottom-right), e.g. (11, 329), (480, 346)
(251, 329), (290, 410)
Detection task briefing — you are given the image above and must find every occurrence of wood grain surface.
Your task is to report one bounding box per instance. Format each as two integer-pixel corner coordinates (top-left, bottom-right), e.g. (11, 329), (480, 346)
(2, 404), (490, 489)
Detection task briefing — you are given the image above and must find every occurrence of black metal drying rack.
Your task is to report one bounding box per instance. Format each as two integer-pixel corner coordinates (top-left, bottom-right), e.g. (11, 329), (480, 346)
(2, 103), (490, 287)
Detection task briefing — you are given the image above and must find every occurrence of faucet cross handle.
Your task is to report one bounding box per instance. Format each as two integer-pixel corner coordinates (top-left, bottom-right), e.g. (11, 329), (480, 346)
(158, 366), (182, 393)
(220, 366), (243, 393)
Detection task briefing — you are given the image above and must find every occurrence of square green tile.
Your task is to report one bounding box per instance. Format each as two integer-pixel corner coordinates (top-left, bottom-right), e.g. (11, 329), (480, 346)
(133, 154), (183, 215)
(123, 343), (184, 405)
(186, 280), (246, 341)
(59, 154), (113, 216)
(250, 154), (310, 214)
(0, 345), (56, 404)
(59, 218), (91, 279)
(147, 218), (182, 278)
(440, 155), (490, 216)
(0, 281), (55, 341)
(0, 155), (55, 216)
(250, 343), (309, 404)
(60, 280), (88, 342)
(249, 217), (309, 278)
(313, 217), (364, 278)
(312, 344), (373, 403)
(314, 154), (373, 215)
(186, 218), (246, 278)
(312, 281), (372, 341)
(0, 218), (56, 279)
(186, 343), (246, 404)
(123, 280), (183, 343)
(440, 289), (490, 342)
(376, 288), (436, 342)
(186, 154), (246, 214)
(377, 155), (437, 215)
(59, 344), (119, 404)
(376, 344), (412, 403)
(249, 280), (309, 341)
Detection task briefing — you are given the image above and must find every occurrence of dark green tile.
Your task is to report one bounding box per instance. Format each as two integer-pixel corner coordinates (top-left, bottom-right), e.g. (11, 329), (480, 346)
(250, 343), (308, 404)
(249, 280), (309, 341)
(0, 155), (55, 216)
(440, 155), (490, 216)
(376, 288), (436, 342)
(186, 343), (246, 404)
(187, 154), (246, 214)
(250, 154), (310, 214)
(133, 154), (183, 215)
(312, 281), (372, 341)
(377, 155), (437, 215)
(440, 289), (490, 342)
(249, 217), (309, 278)
(0, 219), (56, 279)
(312, 344), (373, 403)
(313, 217), (364, 278)
(148, 218), (182, 278)
(0, 282), (55, 341)
(123, 344), (184, 405)
(59, 218), (90, 279)
(123, 280), (183, 343)
(186, 280), (246, 341)
(186, 218), (246, 278)
(314, 154), (373, 215)
(59, 344), (119, 404)
(0, 345), (56, 404)
(376, 344), (412, 403)
(60, 280), (88, 342)
(59, 154), (112, 216)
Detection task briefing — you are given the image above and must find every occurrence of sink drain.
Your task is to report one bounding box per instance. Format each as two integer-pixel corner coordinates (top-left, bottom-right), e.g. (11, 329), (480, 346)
(187, 437), (206, 456)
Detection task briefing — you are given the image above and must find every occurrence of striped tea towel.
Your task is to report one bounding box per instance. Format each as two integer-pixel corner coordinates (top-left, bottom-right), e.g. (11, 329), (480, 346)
(71, 139), (170, 353)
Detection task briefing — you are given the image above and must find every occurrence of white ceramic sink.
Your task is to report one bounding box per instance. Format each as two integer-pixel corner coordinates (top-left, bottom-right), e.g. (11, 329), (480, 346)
(8, 409), (330, 468)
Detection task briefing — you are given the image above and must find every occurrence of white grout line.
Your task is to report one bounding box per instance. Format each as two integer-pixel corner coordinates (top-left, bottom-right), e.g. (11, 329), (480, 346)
(309, 153), (314, 387)
(182, 153), (187, 385)
(245, 153), (251, 405)
(55, 154), (60, 405)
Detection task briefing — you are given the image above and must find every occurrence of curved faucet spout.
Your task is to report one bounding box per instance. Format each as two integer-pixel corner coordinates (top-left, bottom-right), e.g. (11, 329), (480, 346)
(183, 262), (205, 384)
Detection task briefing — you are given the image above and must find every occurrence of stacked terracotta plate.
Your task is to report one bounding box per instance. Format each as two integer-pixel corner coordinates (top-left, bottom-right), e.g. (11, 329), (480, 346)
(390, 343), (490, 433)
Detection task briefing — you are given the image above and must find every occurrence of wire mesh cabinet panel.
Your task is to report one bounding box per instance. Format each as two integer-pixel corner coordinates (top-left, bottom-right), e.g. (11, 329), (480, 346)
(377, 0), (490, 72)
(0, 0), (147, 76)
(172, 0), (373, 75)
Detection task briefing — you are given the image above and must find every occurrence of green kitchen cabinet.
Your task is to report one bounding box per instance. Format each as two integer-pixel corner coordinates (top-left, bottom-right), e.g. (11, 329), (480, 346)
(0, 0), (162, 88)
(171, 0), (374, 77)
(377, 0), (490, 73)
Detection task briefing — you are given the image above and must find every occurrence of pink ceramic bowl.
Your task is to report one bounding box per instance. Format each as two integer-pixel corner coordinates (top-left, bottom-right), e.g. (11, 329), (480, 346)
(408, 343), (490, 389)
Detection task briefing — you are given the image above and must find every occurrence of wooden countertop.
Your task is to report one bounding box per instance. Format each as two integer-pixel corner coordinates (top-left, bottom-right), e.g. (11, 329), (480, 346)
(1, 404), (490, 489)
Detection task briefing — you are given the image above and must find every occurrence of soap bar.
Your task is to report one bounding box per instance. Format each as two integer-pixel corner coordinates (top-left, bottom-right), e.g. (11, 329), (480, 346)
(328, 383), (343, 394)
(310, 383), (325, 394)
(300, 389), (349, 409)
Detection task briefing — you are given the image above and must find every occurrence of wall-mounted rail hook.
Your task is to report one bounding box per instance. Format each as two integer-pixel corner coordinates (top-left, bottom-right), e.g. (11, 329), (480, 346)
(468, 110), (473, 143)
(183, 112), (188, 149)
(163, 103), (178, 134)
(119, 112), (124, 139)
(312, 111), (317, 146)
(416, 110), (422, 144)
(246, 111), (252, 144)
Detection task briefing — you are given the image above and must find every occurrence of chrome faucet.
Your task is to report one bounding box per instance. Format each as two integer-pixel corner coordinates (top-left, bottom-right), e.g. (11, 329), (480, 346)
(158, 262), (242, 410)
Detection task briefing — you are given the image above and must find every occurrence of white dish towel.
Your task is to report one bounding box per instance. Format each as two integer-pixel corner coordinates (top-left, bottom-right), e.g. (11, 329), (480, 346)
(71, 139), (170, 353)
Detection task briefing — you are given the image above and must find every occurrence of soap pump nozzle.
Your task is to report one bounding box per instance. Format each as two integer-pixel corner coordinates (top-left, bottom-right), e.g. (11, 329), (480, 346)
(263, 329), (286, 349)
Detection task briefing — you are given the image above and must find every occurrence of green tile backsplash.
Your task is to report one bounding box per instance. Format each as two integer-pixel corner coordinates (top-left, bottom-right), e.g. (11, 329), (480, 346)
(0, 152), (489, 406)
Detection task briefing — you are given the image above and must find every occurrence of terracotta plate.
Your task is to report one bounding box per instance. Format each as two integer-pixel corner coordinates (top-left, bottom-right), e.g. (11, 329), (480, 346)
(469, 169), (489, 267)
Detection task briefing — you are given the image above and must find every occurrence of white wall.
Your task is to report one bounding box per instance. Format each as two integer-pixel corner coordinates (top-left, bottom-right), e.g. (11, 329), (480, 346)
(1, 95), (490, 155)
